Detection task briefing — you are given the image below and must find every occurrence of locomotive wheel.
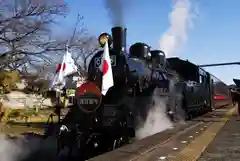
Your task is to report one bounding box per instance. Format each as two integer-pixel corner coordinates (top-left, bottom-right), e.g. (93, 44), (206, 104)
(203, 100), (212, 113)
(184, 110), (192, 121)
(112, 137), (129, 150)
(206, 105), (213, 113)
(118, 137), (129, 147)
(233, 101), (236, 106)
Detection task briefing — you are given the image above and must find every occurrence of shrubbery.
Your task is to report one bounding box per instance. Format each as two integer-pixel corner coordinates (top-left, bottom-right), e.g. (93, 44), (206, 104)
(23, 78), (50, 94)
(0, 70), (54, 97)
(0, 70), (20, 94)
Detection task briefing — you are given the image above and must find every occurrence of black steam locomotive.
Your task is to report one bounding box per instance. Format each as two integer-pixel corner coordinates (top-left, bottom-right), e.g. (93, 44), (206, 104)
(52, 26), (231, 160)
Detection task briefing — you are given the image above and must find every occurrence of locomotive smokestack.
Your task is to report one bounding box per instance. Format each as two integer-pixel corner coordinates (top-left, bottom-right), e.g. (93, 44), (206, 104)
(111, 26), (127, 53)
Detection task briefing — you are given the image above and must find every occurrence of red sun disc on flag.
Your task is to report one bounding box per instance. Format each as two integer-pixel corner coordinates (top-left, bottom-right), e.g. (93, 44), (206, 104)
(56, 63), (66, 73)
(102, 60), (109, 75)
(62, 63), (66, 71)
(75, 82), (102, 113)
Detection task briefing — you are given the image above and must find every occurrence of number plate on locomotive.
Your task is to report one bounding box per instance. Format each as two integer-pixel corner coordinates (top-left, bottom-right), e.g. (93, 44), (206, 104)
(94, 55), (116, 68)
(76, 82), (102, 113)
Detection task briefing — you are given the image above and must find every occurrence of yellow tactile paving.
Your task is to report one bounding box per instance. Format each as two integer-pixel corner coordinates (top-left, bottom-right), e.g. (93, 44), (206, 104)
(169, 106), (236, 161)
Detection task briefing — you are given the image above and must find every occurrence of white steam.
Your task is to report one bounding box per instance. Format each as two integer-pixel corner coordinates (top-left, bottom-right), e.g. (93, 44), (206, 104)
(169, 78), (186, 122)
(135, 77), (186, 140)
(136, 97), (173, 139)
(0, 133), (57, 161)
(159, 0), (194, 57)
(0, 134), (26, 161)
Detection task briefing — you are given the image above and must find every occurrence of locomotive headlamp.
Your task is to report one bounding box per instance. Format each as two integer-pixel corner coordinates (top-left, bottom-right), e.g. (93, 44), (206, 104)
(98, 33), (112, 47)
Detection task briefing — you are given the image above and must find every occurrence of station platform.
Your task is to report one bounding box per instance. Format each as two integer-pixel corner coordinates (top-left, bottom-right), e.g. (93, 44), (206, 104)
(198, 109), (240, 161)
(90, 105), (240, 161)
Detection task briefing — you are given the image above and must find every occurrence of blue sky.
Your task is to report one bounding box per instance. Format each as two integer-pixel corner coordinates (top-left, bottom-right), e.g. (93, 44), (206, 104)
(55, 0), (240, 85)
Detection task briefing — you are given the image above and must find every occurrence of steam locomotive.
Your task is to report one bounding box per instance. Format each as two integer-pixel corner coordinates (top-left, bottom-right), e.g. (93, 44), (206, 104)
(52, 26), (232, 160)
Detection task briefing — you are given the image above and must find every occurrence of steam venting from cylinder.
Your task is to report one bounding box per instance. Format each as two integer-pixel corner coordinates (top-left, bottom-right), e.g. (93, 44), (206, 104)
(111, 26), (127, 53)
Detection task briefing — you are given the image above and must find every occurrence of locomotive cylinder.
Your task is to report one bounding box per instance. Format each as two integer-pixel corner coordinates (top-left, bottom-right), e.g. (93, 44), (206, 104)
(111, 26), (127, 53)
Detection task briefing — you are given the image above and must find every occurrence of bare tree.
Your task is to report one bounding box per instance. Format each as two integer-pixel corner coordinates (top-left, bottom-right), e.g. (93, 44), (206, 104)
(0, 0), (68, 72)
(71, 35), (99, 76)
(36, 14), (99, 79)
(67, 14), (99, 75)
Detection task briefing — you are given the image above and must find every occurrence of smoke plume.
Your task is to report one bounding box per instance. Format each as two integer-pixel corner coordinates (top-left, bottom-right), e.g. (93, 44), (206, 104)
(104, 0), (130, 26)
(159, 0), (194, 57)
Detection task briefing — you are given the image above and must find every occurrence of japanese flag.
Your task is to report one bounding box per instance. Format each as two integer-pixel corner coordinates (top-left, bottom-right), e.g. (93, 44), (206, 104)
(51, 50), (78, 88)
(101, 41), (114, 95)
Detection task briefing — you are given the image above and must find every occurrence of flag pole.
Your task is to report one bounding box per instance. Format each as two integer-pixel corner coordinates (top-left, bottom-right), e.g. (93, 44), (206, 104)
(67, 42), (83, 83)
(56, 42), (69, 124)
